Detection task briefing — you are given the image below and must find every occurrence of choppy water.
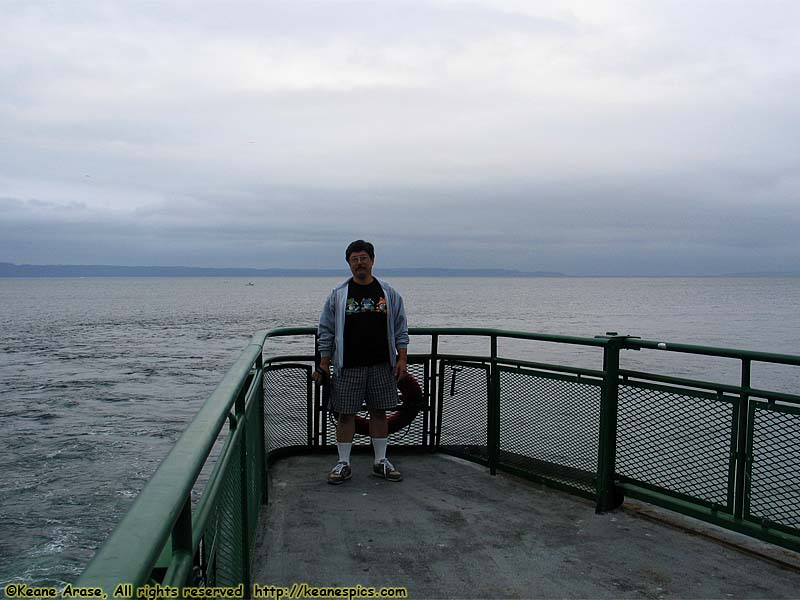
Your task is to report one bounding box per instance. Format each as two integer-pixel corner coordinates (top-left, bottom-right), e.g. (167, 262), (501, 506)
(1, 276), (799, 586)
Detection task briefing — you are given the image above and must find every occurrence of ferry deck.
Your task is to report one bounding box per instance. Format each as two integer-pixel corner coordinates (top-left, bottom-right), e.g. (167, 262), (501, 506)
(254, 452), (799, 599)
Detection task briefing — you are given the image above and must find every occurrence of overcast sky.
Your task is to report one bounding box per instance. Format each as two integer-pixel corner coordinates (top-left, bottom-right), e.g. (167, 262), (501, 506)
(1, 1), (798, 275)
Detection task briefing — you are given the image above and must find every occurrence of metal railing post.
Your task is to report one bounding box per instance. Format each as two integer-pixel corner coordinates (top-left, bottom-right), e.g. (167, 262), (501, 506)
(733, 359), (751, 520)
(431, 334), (441, 448)
(313, 333), (322, 448)
(596, 334), (623, 513)
(160, 496), (194, 590)
(489, 335), (500, 475)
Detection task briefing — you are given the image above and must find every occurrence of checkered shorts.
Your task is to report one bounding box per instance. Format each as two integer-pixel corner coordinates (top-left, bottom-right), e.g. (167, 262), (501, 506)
(330, 363), (398, 414)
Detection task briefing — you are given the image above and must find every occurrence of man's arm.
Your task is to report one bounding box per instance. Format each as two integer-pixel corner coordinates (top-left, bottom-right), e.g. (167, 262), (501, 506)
(313, 292), (335, 382)
(393, 291), (409, 380)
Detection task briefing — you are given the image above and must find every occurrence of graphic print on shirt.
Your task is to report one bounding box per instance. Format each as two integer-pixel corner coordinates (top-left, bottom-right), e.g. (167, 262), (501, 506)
(346, 295), (388, 315)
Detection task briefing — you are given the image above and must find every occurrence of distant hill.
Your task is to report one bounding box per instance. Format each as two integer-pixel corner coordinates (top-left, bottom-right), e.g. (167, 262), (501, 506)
(0, 262), (566, 278)
(720, 270), (800, 277)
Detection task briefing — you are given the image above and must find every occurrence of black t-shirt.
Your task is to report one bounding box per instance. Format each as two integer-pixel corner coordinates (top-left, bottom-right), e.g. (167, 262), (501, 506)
(343, 279), (390, 368)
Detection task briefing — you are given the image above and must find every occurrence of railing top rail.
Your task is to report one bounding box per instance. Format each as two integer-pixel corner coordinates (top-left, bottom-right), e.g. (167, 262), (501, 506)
(410, 327), (609, 347)
(626, 338), (800, 366)
(261, 326), (314, 339)
(76, 342), (264, 591)
(258, 326), (800, 365)
(258, 326), (607, 347)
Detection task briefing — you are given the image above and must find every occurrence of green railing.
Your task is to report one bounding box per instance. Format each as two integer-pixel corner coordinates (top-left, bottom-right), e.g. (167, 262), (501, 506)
(76, 332), (267, 596)
(77, 327), (800, 596)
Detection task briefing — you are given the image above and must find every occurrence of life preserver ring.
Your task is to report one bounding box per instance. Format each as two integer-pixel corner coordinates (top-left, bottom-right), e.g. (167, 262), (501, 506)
(354, 373), (424, 436)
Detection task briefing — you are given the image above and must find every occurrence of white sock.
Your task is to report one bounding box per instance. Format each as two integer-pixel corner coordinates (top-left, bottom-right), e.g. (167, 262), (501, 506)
(337, 442), (352, 464)
(372, 437), (388, 464)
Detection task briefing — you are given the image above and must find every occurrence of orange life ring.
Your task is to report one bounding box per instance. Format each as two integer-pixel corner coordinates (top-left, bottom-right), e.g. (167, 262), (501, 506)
(354, 373), (424, 436)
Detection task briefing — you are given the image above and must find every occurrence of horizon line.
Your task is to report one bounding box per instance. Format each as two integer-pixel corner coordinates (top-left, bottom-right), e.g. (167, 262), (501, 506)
(1, 261), (799, 278)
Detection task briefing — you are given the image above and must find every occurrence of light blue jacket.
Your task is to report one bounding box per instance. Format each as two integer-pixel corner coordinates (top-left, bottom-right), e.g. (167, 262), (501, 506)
(318, 277), (409, 374)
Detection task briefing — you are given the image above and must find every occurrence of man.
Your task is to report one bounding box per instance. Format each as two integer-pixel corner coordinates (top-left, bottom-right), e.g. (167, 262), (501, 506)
(313, 240), (409, 484)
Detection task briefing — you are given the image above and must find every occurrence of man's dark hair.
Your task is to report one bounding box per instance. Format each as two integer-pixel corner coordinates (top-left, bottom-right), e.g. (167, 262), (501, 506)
(345, 240), (375, 262)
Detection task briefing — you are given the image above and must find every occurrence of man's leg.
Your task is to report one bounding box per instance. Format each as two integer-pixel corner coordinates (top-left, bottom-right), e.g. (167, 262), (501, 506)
(328, 366), (364, 484)
(368, 410), (388, 438)
(369, 409), (388, 464)
(328, 413), (355, 484)
(367, 365), (402, 481)
(336, 413), (356, 463)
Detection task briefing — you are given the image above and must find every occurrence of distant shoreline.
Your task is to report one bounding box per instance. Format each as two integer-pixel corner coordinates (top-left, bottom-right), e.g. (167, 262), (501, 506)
(0, 262), (798, 278)
(0, 263), (564, 278)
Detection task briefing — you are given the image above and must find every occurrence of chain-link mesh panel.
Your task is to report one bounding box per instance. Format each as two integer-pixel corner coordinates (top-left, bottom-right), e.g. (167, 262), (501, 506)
(499, 368), (601, 494)
(322, 361), (430, 447)
(747, 402), (800, 531)
(617, 380), (735, 509)
(264, 365), (311, 453)
(438, 361), (489, 461)
(202, 433), (244, 587)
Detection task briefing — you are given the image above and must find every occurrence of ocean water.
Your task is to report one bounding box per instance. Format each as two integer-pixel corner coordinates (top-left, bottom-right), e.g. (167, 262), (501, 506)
(1, 276), (799, 586)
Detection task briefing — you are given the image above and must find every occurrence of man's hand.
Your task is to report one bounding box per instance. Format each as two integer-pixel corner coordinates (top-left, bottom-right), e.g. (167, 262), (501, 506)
(393, 350), (408, 381)
(313, 357), (331, 384)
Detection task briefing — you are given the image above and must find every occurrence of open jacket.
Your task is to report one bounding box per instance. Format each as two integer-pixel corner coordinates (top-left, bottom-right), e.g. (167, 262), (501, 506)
(317, 277), (409, 374)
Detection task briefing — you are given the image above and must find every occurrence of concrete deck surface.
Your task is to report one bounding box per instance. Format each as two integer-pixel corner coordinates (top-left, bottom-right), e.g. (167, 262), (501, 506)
(252, 452), (800, 599)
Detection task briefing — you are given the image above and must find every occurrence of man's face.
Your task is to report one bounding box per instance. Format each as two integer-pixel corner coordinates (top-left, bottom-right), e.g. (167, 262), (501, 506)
(348, 250), (374, 281)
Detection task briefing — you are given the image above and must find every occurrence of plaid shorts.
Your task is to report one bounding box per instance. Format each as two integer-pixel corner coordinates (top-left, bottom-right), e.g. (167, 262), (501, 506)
(330, 362), (398, 414)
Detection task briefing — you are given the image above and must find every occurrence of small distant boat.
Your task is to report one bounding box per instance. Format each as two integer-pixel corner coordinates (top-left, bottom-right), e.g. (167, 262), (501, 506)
(246, 281), (255, 286)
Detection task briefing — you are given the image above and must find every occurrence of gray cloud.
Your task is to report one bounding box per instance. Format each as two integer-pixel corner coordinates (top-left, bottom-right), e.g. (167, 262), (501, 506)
(1, 1), (799, 275)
